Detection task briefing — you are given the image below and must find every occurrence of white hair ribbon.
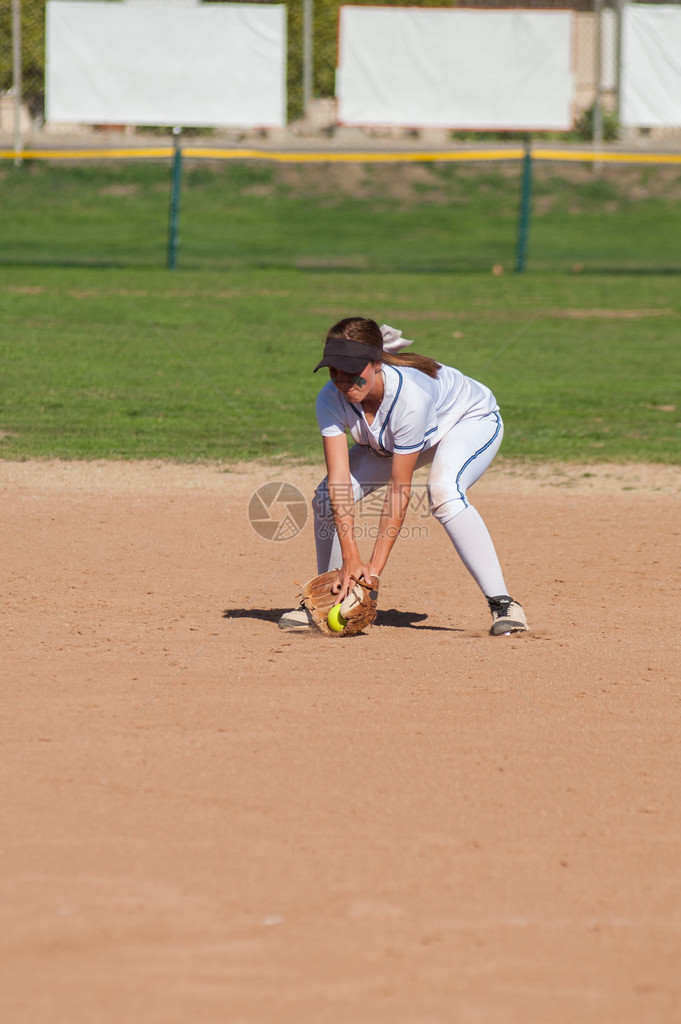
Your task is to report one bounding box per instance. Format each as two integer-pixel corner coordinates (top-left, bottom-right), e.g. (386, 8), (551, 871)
(380, 324), (415, 353)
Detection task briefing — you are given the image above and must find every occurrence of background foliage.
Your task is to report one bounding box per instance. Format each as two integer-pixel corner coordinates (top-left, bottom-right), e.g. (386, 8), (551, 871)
(0, 0), (46, 117)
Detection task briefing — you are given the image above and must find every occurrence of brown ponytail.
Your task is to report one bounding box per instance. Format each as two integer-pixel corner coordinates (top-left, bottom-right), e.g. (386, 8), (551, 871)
(326, 317), (441, 379)
(382, 349), (440, 379)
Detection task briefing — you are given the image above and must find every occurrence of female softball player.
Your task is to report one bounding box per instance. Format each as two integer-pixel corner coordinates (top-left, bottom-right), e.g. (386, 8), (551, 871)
(279, 317), (528, 636)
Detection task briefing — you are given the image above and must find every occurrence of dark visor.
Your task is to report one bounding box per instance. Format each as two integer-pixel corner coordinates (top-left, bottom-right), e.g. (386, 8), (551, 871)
(313, 337), (383, 374)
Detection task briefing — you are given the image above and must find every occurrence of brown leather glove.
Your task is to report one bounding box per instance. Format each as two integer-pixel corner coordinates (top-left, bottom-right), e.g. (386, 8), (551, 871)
(301, 571), (379, 637)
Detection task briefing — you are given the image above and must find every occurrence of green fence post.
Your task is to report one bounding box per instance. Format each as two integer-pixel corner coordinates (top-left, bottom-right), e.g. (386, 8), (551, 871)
(515, 135), (533, 273)
(167, 127), (183, 270)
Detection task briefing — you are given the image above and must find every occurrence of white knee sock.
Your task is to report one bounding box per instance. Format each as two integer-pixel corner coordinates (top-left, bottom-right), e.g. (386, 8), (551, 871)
(441, 504), (508, 598)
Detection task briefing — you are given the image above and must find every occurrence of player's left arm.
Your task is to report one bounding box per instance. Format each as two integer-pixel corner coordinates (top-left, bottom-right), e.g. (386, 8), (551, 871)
(367, 450), (421, 577)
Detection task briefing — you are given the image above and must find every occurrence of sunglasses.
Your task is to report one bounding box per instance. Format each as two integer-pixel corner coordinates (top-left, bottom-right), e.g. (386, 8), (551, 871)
(329, 366), (370, 387)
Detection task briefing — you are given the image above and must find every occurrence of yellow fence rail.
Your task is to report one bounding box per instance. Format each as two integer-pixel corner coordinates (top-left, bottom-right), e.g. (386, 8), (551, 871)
(2, 146), (681, 164)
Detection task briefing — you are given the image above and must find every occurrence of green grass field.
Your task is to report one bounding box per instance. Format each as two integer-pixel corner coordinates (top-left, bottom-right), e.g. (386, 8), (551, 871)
(1, 160), (679, 464)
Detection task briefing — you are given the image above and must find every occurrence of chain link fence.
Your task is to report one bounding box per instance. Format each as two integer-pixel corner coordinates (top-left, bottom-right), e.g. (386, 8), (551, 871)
(0, 0), (44, 135)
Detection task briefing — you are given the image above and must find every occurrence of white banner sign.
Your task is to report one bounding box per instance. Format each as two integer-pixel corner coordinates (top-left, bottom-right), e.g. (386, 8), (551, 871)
(621, 3), (681, 127)
(46, 1), (286, 127)
(337, 7), (574, 131)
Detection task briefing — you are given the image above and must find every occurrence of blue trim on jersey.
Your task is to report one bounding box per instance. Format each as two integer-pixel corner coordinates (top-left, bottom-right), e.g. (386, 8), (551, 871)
(455, 411), (502, 506)
(378, 367), (403, 452)
(393, 425), (436, 452)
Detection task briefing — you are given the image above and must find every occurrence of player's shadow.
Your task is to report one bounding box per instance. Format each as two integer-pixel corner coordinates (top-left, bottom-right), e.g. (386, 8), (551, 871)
(223, 608), (284, 624)
(222, 607), (462, 632)
(376, 608), (463, 632)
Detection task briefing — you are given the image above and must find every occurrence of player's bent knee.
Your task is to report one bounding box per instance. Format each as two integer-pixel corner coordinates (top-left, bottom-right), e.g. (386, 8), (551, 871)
(428, 490), (468, 525)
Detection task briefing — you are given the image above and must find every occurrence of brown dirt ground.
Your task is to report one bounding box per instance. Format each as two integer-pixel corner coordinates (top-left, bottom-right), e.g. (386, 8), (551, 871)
(2, 458), (680, 1024)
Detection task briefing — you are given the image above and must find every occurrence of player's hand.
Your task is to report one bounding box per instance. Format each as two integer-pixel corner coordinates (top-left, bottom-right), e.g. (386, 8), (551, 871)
(331, 561), (376, 601)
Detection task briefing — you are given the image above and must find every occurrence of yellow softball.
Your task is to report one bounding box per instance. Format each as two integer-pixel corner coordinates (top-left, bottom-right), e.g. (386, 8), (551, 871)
(327, 603), (347, 633)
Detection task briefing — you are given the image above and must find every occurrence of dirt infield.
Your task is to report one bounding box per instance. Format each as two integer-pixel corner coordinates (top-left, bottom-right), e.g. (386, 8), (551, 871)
(2, 458), (680, 1024)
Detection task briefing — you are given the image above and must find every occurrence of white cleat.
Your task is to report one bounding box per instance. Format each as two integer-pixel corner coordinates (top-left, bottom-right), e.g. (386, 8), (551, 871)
(278, 606), (314, 631)
(487, 595), (529, 636)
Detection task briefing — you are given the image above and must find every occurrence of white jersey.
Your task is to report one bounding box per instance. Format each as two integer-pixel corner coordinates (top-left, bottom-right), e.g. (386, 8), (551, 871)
(316, 363), (498, 458)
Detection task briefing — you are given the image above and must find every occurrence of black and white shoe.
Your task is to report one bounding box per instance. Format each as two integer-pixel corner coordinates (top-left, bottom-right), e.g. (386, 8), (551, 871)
(487, 595), (529, 636)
